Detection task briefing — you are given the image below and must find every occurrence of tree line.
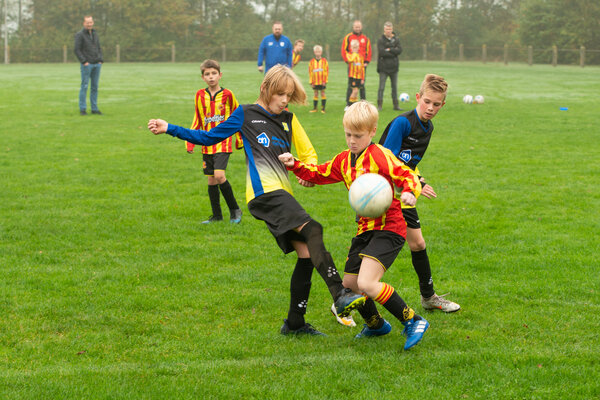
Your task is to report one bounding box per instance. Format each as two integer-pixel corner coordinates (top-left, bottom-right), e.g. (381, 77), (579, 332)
(2, 0), (599, 64)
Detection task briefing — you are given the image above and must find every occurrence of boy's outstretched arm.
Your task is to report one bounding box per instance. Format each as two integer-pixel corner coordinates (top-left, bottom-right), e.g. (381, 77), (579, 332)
(278, 152), (295, 167)
(148, 119), (168, 135)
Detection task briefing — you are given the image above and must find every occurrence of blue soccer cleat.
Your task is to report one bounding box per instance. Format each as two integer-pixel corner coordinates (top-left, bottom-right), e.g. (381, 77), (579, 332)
(355, 319), (392, 339)
(334, 288), (366, 318)
(280, 319), (326, 336)
(401, 316), (429, 350)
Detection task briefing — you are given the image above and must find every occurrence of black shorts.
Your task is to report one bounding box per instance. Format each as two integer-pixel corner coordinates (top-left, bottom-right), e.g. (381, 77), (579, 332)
(203, 152), (231, 176)
(348, 78), (363, 89)
(312, 85), (326, 91)
(401, 207), (421, 229)
(247, 189), (311, 254)
(344, 230), (405, 275)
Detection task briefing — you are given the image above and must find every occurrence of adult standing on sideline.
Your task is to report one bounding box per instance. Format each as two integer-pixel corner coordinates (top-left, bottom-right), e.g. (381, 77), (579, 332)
(257, 22), (293, 74)
(74, 15), (103, 116)
(377, 21), (403, 111)
(341, 20), (371, 103)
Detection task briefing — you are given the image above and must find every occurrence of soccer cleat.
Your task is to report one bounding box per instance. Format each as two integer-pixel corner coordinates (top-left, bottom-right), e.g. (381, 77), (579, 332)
(280, 319), (326, 336)
(334, 288), (366, 318)
(355, 319), (392, 339)
(321, 109), (326, 114)
(401, 316), (429, 350)
(330, 303), (356, 327)
(80, 110), (87, 116)
(201, 215), (223, 224)
(230, 209), (242, 224)
(91, 110), (103, 115)
(309, 109), (318, 113)
(421, 293), (461, 313)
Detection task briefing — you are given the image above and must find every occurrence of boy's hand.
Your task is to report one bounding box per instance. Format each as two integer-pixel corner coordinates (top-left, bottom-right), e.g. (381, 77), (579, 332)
(400, 191), (417, 207)
(421, 184), (437, 199)
(278, 152), (295, 167)
(148, 119), (168, 135)
(297, 177), (315, 188)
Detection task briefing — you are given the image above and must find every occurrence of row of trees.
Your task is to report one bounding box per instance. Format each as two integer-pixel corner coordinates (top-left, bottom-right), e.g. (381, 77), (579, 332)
(2, 0), (599, 64)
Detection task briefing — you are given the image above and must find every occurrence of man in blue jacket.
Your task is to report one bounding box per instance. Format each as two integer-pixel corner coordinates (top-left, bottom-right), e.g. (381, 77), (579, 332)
(257, 22), (292, 74)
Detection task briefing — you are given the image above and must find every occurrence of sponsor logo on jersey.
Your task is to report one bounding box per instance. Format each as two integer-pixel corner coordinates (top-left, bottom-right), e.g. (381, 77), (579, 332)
(257, 132), (270, 147)
(271, 136), (290, 149)
(282, 122), (289, 131)
(268, 41), (273, 46)
(204, 114), (225, 125)
(252, 120), (267, 124)
(280, 42), (285, 47)
(400, 149), (412, 163)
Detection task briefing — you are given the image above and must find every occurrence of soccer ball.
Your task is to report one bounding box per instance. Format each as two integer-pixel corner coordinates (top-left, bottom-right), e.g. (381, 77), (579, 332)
(474, 95), (485, 104)
(399, 93), (410, 102)
(348, 173), (393, 218)
(463, 95), (473, 104)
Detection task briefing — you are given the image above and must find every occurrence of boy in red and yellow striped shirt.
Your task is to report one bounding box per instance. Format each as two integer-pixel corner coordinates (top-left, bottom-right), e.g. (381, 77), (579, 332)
(308, 45), (329, 113)
(279, 101), (429, 350)
(345, 40), (365, 108)
(187, 59), (243, 224)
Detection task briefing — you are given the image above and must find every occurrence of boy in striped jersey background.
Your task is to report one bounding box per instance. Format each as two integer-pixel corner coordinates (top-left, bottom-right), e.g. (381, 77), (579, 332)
(308, 45), (329, 114)
(186, 59), (243, 224)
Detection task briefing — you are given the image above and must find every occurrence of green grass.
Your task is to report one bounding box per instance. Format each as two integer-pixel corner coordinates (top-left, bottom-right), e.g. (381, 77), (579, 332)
(1, 60), (599, 399)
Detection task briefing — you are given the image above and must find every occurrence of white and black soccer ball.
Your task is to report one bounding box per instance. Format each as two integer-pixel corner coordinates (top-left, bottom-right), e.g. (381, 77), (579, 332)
(399, 93), (410, 102)
(474, 95), (485, 104)
(348, 173), (393, 218)
(463, 95), (473, 104)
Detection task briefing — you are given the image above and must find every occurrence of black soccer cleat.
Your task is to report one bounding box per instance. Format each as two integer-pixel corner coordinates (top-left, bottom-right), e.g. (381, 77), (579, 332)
(280, 319), (326, 336)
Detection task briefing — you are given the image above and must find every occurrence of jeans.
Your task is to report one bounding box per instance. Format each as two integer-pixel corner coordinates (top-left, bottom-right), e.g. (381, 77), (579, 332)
(377, 71), (398, 103)
(79, 63), (101, 111)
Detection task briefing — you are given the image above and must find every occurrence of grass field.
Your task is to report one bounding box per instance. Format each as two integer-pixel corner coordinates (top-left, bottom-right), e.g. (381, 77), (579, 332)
(1, 60), (599, 399)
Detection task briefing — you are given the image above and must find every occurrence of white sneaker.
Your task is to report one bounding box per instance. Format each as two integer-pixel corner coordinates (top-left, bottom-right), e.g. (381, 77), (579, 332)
(421, 293), (460, 312)
(330, 303), (356, 327)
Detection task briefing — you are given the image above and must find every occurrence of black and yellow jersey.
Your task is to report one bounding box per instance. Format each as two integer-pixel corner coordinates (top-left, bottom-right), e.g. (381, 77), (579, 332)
(166, 104), (317, 203)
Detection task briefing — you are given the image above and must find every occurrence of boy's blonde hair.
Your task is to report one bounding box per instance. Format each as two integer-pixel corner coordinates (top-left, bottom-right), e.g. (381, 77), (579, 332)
(294, 39), (305, 46)
(313, 45), (323, 52)
(419, 74), (448, 99)
(343, 101), (378, 134)
(258, 65), (307, 106)
(200, 59), (221, 74)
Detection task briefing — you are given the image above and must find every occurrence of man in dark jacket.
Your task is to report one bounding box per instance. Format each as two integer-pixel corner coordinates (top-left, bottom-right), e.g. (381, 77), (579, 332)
(74, 15), (103, 115)
(377, 22), (402, 111)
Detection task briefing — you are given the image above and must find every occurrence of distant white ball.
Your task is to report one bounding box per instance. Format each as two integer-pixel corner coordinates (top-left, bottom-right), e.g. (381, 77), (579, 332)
(399, 93), (410, 102)
(463, 95), (473, 104)
(474, 95), (485, 104)
(348, 173), (393, 218)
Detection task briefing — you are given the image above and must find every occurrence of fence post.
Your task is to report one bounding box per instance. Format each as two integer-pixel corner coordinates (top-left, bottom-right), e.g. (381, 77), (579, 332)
(116, 44), (120, 63)
(171, 44), (176, 63)
(422, 44), (427, 61)
(528, 45), (533, 66)
(441, 43), (446, 61)
(552, 45), (557, 66)
(63, 45), (67, 63)
(482, 44), (487, 64)
(580, 46), (585, 68)
(459, 43), (464, 62)
(503, 44), (508, 65)
(221, 44), (226, 62)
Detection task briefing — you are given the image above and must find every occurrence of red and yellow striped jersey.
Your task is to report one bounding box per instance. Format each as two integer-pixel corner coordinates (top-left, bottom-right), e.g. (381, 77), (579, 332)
(186, 87), (242, 154)
(288, 143), (421, 237)
(308, 57), (329, 86)
(346, 52), (365, 79)
(292, 51), (301, 68)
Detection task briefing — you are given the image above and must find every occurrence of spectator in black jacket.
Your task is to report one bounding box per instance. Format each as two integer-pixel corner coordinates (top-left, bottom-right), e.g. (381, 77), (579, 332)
(74, 16), (103, 115)
(377, 22), (403, 111)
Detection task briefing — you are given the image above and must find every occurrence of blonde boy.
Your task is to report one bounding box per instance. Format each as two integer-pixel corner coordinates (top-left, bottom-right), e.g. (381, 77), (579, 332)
(308, 45), (329, 113)
(279, 101), (429, 350)
(148, 65), (365, 336)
